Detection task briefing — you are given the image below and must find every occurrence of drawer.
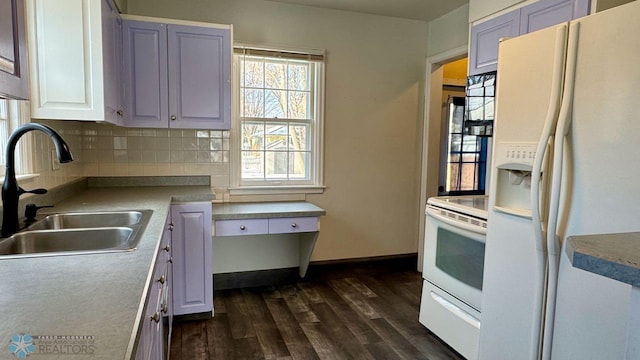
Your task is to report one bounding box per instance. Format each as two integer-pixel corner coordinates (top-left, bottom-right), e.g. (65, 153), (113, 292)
(215, 218), (269, 236)
(268, 217), (318, 234)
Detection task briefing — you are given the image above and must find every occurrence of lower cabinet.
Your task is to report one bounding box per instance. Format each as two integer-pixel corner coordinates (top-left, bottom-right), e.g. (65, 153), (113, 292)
(135, 202), (212, 359)
(171, 202), (213, 316)
(136, 216), (172, 360)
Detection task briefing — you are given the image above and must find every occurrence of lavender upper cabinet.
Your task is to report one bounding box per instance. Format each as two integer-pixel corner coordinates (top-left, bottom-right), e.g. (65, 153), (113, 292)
(519, 0), (590, 34)
(171, 202), (213, 316)
(469, 11), (520, 76)
(122, 20), (168, 128)
(26, 0), (124, 123)
(469, 0), (591, 76)
(0, 0), (29, 100)
(122, 16), (231, 129)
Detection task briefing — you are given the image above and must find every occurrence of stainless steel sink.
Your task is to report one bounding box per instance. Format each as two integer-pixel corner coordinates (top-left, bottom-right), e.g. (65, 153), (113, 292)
(27, 210), (146, 230)
(0, 209), (152, 259)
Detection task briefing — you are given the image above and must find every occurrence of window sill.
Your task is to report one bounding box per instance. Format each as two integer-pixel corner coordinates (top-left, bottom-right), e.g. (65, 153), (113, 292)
(0, 173), (40, 183)
(229, 185), (325, 196)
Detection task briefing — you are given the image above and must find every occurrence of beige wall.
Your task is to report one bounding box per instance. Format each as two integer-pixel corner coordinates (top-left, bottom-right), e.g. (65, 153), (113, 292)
(54, 0), (427, 262)
(469, 0), (526, 22)
(427, 4), (469, 57)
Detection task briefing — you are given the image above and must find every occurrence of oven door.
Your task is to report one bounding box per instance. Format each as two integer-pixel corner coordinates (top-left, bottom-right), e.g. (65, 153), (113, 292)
(424, 205), (485, 310)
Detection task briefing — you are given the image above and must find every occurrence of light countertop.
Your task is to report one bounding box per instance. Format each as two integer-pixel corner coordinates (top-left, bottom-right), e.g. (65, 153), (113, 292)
(566, 232), (640, 287)
(0, 180), (213, 360)
(212, 201), (325, 220)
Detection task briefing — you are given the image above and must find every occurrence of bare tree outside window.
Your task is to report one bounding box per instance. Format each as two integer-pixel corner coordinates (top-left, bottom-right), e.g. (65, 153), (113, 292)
(239, 55), (316, 184)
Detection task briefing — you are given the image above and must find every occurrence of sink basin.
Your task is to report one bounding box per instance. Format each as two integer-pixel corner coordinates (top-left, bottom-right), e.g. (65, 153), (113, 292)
(0, 209), (152, 259)
(0, 228), (134, 256)
(27, 210), (147, 230)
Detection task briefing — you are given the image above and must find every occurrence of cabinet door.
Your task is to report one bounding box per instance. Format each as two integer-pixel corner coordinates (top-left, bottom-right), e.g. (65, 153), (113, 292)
(167, 25), (231, 129)
(469, 10), (520, 75)
(102, 0), (124, 124)
(171, 202), (213, 316)
(122, 20), (168, 128)
(0, 0), (28, 100)
(520, 0), (590, 34)
(26, 0), (122, 122)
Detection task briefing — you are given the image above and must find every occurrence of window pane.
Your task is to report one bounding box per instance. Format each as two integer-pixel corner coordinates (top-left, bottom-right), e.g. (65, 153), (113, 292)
(449, 134), (462, 153)
(242, 60), (264, 88)
(242, 89), (264, 117)
(462, 153), (479, 163)
(264, 90), (286, 118)
(241, 151), (264, 179)
(265, 62), (286, 89)
(289, 151), (310, 179)
(460, 163), (479, 190)
(265, 151), (288, 179)
(447, 163), (460, 192)
(288, 63), (309, 90)
(0, 101), (7, 166)
(242, 122), (264, 150)
(265, 123), (287, 150)
(289, 124), (309, 151)
(288, 91), (309, 119)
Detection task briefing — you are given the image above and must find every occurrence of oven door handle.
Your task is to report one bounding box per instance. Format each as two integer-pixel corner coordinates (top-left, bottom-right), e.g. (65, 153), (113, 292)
(426, 207), (487, 235)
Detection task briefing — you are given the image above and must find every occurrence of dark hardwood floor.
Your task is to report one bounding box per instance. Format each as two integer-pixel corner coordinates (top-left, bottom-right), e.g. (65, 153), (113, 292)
(170, 263), (465, 360)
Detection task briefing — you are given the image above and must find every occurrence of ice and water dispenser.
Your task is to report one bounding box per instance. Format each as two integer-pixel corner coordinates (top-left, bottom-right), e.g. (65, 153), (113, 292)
(493, 142), (539, 218)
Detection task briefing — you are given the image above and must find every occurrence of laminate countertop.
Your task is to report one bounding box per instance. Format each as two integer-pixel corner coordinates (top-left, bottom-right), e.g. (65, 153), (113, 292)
(0, 177), (214, 360)
(212, 201), (325, 220)
(566, 232), (640, 287)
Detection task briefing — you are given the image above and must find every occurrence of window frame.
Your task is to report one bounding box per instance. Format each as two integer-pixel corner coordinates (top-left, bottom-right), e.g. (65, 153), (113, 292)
(0, 99), (33, 179)
(230, 45), (325, 194)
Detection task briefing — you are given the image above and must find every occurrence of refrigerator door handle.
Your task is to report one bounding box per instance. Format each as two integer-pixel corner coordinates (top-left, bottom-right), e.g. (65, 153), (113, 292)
(529, 23), (569, 360)
(541, 22), (581, 360)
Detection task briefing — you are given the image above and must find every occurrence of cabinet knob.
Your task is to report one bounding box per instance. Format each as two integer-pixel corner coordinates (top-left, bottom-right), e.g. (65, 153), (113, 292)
(158, 275), (166, 284)
(163, 245), (170, 252)
(150, 312), (161, 323)
(168, 223), (174, 231)
(161, 304), (168, 314)
(240, 225), (246, 231)
(291, 223), (297, 228)
(169, 257), (173, 264)
(116, 109), (123, 117)
(170, 115), (177, 121)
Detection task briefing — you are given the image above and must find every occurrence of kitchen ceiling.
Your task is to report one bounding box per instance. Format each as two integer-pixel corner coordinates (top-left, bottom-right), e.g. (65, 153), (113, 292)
(264, 0), (469, 22)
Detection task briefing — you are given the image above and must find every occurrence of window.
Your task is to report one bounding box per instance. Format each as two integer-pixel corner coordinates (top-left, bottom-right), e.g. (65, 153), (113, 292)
(438, 95), (488, 195)
(232, 46), (324, 190)
(0, 99), (33, 178)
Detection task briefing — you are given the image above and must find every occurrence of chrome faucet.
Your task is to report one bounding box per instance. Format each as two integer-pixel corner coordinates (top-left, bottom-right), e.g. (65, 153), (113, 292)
(1, 123), (73, 237)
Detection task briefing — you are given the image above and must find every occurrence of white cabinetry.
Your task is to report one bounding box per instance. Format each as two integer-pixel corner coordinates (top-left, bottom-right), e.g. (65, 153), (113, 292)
(26, 0), (124, 123)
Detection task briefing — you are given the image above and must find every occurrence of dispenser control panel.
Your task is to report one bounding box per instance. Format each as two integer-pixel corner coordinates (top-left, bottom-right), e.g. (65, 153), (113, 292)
(495, 142), (538, 169)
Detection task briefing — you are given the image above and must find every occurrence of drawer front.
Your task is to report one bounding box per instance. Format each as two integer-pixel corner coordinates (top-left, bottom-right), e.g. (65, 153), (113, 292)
(215, 218), (269, 236)
(268, 217), (318, 234)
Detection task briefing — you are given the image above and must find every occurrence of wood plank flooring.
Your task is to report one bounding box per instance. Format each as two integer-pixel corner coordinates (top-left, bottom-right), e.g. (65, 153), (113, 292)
(170, 264), (464, 360)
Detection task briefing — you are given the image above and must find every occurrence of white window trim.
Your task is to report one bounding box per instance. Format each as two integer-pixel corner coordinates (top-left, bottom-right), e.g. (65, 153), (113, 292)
(229, 45), (326, 195)
(0, 100), (34, 178)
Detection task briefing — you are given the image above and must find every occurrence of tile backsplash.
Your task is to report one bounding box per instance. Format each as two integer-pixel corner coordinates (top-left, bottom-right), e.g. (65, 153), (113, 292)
(26, 120), (231, 196)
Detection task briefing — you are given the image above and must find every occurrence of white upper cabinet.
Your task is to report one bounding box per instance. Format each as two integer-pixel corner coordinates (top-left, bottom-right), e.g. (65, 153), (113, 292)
(26, 0), (124, 123)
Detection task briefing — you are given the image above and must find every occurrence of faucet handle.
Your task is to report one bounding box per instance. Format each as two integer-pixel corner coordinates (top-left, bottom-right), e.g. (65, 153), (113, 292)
(24, 203), (54, 223)
(18, 187), (48, 196)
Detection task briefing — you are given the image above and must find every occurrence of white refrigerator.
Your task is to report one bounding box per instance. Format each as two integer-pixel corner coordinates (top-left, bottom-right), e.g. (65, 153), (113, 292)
(479, 2), (640, 359)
